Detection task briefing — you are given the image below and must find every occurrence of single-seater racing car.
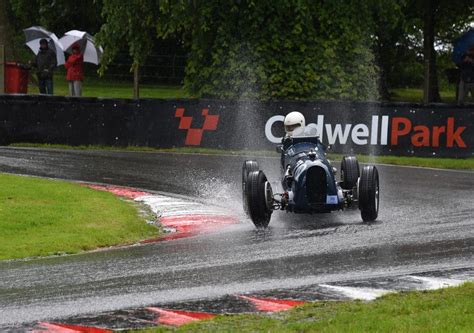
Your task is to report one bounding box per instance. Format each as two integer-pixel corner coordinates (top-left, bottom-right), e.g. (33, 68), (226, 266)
(242, 134), (380, 228)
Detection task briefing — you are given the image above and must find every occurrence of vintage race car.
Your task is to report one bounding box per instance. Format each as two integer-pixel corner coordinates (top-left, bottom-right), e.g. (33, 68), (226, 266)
(242, 135), (380, 228)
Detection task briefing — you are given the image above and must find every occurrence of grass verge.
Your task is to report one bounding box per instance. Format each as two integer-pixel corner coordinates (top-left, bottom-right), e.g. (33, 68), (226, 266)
(28, 77), (462, 103)
(389, 87), (458, 103)
(330, 154), (474, 170)
(28, 74), (190, 99)
(0, 173), (159, 260)
(26, 77), (464, 104)
(8, 143), (474, 170)
(136, 282), (474, 332)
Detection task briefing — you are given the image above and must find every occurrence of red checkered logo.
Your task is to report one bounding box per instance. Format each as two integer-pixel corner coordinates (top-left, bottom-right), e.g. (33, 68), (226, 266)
(175, 108), (220, 145)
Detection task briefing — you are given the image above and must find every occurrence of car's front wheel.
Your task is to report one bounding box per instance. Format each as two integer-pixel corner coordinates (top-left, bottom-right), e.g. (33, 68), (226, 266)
(242, 160), (259, 215)
(359, 165), (379, 222)
(341, 155), (359, 190)
(246, 170), (273, 228)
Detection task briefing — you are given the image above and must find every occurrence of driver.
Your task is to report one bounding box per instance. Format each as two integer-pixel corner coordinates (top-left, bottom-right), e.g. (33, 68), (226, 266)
(281, 111), (320, 187)
(283, 111), (318, 138)
(284, 111), (305, 137)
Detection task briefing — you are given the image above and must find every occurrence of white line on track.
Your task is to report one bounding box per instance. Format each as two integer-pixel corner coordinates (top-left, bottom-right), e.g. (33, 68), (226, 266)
(317, 274), (472, 302)
(318, 284), (393, 301)
(406, 276), (467, 290)
(136, 194), (231, 218)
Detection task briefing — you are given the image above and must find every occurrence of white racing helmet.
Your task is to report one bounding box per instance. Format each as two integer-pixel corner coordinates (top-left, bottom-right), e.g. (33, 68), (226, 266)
(284, 111), (305, 137)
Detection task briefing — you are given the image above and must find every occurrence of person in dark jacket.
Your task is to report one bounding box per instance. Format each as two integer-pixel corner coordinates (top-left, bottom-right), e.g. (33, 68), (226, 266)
(458, 46), (474, 105)
(32, 38), (57, 95)
(65, 43), (84, 96)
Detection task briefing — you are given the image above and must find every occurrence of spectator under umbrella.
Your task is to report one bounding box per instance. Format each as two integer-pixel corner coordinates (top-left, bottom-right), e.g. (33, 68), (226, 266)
(65, 43), (84, 97)
(59, 30), (103, 65)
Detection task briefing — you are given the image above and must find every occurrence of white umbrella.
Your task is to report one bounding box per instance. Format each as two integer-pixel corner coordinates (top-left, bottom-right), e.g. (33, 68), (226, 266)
(59, 30), (103, 65)
(23, 26), (65, 66)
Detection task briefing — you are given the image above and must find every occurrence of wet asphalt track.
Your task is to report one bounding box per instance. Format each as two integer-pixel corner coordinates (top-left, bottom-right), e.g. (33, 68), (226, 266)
(0, 147), (473, 328)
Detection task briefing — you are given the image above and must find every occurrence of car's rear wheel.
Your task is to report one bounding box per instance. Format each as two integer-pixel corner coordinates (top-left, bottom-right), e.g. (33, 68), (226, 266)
(359, 165), (379, 222)
(242, 160), (259, 215)
(341, 155), (359, 190)
(246, 170), (273, 228)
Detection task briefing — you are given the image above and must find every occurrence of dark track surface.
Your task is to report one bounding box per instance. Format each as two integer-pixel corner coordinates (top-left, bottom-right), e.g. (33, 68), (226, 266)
(0, 147), (473, 326)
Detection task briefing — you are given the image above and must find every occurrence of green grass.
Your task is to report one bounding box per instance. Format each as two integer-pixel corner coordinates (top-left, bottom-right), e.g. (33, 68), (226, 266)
(0, 173), (159, 260)
(8, 144), (474, 170)
(350, 154), (474, 170)
(390, 88), (457, 103)
(27, 75), (461, 103)
(25, 70), (462, 102)
(27, 73), (190, 99)
(136, 282), (474, 332)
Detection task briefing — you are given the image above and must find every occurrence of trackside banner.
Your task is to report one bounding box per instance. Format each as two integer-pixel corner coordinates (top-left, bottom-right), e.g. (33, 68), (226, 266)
(0, 95), (472, 157)
(262, 106), (471, 157)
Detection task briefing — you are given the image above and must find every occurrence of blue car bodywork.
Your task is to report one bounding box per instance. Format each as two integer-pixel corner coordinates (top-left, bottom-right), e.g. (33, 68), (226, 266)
(281, 136), (343, 213)
(242, 134), (379, 228)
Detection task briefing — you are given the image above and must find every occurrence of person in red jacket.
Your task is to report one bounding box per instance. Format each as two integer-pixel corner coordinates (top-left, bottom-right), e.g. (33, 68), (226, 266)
(65, 43), (84, 96)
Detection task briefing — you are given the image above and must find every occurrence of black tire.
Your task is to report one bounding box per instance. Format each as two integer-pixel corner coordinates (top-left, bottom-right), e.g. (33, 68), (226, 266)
(359, 165), (380, 222)
(246, 170), (273, 228)
(341, 155), (360, 190)
(242, 160), (259, 215)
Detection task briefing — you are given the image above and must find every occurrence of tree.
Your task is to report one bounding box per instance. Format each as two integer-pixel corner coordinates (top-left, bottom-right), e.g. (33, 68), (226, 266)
(95, 0), (159, 99)
(0, 0), (16, 60)
(159, 0), (379, 101)
(367, 0), (407, 100)
(368, 0), (474, 103)
(9, 1), (473, 102)
(7, 0), (102, 35)
(405, 0), (474, 103)
(96, 0), (382, 100)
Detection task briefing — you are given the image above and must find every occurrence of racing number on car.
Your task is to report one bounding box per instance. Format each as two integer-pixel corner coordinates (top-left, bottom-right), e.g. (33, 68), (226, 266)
(175, 108), (219, 145)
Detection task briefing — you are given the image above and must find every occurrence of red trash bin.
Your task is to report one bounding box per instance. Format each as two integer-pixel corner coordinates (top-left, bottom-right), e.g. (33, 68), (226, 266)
(4, 62), (29, 94)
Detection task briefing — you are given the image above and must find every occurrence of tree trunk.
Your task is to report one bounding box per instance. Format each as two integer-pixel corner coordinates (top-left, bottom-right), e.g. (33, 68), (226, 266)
(0, 0), (15, 60)
(423, 0), (441, 104)
(377, 51), (391, 101)
(133, 65), (139, 99)
(0, 45), (4, 93)
(377, 65), (391, 100)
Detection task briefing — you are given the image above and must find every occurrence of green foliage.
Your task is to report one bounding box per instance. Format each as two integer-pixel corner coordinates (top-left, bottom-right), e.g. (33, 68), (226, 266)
(374, 0), (474, 94)
(7, 0), (474, 101)
(95, 0), (159, 75)
(8, 0), (102, 35)
(174, 0), (379, 100)
(98, 0), (381, 100)
(416, 0), (474, 45)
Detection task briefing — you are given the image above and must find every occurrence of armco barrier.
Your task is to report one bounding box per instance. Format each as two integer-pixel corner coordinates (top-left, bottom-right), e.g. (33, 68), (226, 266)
(0, 95), (472, 157)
